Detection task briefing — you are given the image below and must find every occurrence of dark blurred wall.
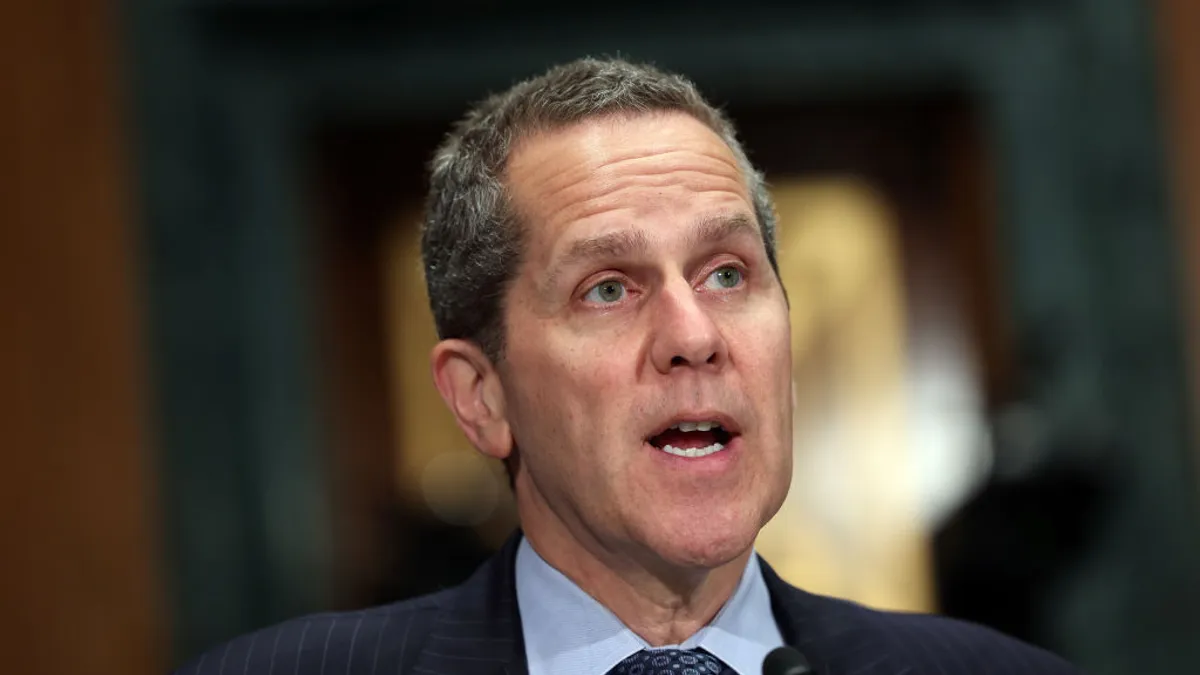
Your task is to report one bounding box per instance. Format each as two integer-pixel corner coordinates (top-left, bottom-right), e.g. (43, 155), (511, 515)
(0, 2), (164, 675)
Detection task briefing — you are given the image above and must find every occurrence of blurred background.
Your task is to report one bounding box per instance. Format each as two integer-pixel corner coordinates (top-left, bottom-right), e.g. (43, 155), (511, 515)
(3, 0), (1199, 673)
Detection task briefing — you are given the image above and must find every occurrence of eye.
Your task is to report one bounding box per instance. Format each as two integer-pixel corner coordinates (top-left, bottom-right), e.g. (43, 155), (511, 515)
(583, 279), (627, 304)
(704, 266), (743, 290)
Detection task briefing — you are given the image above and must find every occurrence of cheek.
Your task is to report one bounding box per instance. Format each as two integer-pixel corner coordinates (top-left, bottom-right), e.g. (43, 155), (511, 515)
(548, 325), (635, 390)
(562, 365), (631, 449)
(733, 306), (792, 383)
(512, 334), (630, 444)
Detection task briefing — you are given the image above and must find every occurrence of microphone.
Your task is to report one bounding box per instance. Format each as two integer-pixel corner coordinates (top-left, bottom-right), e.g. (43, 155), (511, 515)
(762, 646), (813, 675)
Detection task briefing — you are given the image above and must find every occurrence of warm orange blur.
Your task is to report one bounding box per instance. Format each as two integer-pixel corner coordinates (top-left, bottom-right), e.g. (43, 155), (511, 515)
(0, 2), (164, 675)
(1157, 0), (1200, 468)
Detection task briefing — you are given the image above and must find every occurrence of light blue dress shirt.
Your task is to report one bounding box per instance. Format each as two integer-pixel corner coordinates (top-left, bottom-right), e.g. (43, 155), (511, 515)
(515, 537), (785, 675)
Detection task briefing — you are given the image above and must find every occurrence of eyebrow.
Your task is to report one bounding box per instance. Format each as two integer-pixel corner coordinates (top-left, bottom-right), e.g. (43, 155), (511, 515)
(540, 211), (760, 293)
(686, 212), (759, 250)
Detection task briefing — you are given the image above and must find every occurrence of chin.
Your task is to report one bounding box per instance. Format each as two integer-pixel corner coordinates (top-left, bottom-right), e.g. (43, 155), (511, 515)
(639, 505), (763, 571)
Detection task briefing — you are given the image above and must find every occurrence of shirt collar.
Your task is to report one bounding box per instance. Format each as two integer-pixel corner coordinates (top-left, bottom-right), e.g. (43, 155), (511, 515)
(515, 537), (784, 675)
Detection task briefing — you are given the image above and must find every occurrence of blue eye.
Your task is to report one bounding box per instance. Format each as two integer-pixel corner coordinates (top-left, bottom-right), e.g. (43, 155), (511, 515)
(584, 279), (626, 304)
(705, 266), (743, 289)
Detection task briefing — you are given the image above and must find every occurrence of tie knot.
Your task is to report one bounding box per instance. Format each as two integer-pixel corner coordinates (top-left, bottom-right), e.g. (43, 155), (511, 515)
(610, 648), (726, 675)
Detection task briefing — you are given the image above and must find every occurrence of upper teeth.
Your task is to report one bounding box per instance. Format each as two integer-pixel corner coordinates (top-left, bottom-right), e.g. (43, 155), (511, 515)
(672, 421), (720, 432)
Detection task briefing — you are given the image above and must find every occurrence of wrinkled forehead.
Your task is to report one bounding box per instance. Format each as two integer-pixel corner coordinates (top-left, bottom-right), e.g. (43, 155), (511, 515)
(503, 112), (754, 241)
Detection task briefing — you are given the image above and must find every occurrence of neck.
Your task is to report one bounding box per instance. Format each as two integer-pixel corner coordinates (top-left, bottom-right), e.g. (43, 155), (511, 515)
(518, 492), (751, 646)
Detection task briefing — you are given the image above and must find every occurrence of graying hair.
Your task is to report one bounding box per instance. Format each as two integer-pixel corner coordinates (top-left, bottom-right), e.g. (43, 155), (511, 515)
(421, 57), (779, 362)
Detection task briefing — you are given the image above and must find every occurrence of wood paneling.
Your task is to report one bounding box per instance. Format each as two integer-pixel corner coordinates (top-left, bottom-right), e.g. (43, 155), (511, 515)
(1156, 0), (1200, 455)
(0, 2), (163, 674)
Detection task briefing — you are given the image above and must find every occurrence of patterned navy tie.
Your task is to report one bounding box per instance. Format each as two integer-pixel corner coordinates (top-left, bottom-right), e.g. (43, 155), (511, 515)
(607, 648), (732, 675)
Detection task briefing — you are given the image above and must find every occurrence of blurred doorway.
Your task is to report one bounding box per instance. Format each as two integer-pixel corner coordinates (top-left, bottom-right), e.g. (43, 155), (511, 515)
(734, 100), (1003, 612)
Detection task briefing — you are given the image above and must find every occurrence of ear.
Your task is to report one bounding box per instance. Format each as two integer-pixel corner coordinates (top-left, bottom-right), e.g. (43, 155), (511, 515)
(430, 339), (513, 461)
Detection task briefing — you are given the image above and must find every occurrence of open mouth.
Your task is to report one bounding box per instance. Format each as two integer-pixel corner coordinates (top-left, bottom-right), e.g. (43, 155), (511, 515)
(647, 420), (735, 458)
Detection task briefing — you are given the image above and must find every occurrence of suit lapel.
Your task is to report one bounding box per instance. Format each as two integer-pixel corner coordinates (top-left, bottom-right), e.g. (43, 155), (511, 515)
(759, 558), (902, 675)
(411, 532), (529, 675)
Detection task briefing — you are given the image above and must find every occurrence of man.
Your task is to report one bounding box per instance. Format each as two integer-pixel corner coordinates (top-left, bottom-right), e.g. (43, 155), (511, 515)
(175, 58), (1082, 675)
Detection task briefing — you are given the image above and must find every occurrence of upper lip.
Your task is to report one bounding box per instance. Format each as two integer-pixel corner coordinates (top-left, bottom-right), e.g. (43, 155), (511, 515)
(645, 411), (742, 440)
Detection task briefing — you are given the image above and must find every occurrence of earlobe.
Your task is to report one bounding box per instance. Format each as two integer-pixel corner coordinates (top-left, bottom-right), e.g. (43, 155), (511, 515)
(430, 339), (513, 461)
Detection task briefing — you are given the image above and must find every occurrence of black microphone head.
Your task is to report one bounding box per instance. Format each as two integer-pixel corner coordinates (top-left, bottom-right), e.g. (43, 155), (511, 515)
(762, 646), (813, 675)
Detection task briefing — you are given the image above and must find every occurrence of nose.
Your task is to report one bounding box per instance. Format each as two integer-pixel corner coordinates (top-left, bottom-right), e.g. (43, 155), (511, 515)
(649, 280), (729, 374)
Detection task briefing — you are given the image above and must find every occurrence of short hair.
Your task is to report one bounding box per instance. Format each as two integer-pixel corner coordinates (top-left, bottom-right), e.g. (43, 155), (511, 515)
(421, 57), (779, 363)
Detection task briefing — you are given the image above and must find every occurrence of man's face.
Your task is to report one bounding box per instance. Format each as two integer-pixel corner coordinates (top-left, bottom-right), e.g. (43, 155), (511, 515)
(498, 112), (793, 569)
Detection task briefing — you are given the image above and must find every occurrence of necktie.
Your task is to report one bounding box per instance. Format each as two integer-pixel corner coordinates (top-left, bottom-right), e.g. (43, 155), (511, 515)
(607, 648), (731, 675)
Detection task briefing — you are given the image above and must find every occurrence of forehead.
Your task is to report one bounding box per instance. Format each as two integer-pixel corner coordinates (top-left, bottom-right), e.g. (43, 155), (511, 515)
(504, 112), (753, 245)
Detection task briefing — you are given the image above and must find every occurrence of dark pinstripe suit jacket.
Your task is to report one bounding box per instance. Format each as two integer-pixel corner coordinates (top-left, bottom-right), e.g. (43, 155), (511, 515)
(175, 532), (1082, 675)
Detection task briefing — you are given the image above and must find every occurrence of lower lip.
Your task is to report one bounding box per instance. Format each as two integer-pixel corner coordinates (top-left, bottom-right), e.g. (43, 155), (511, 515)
(645, 435), (742, 472)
